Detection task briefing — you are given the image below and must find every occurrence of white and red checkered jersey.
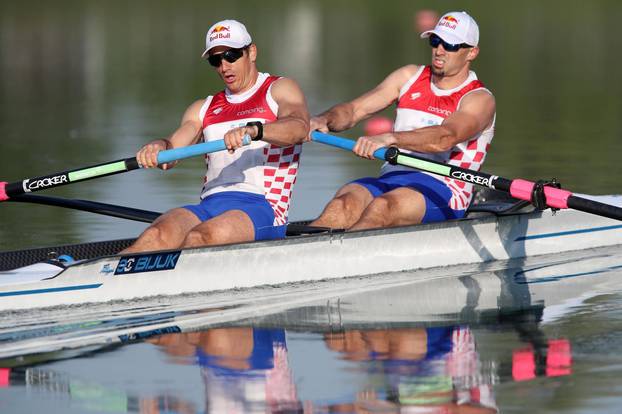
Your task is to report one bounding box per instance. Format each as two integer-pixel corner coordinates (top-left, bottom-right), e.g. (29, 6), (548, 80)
(199, 73), (302, 225)
(381, 65), (495, 210)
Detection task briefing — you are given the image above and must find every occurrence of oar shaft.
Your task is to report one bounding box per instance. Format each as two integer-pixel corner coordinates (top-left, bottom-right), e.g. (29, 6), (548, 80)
(2, 158), (136, 199)
(311, 131), (622, 221)
(9, 194), (161, 223)
(567, 196), (622, 221)
(387, 149), (511, 190)
(0, 137), (249, 201)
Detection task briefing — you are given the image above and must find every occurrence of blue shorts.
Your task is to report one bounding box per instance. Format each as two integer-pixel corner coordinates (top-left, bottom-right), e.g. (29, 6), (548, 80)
(183, 191), (286, 241)
(351, 171), (466, 223)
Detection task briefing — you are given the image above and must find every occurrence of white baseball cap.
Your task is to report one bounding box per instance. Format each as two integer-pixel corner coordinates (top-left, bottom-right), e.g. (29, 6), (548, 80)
(420, 11), (479, 46)
(201, 19), (252, 57)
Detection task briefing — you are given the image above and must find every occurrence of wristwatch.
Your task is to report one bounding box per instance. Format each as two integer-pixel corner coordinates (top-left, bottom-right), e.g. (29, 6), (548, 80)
(246, 121), (263, 141)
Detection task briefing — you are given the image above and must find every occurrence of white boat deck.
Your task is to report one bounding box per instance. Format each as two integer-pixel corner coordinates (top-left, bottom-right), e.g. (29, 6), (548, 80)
(1, 196), (622, 311)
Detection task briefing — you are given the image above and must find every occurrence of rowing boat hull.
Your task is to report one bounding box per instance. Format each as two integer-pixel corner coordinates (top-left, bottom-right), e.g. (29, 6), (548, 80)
(2, 205), (622, 310)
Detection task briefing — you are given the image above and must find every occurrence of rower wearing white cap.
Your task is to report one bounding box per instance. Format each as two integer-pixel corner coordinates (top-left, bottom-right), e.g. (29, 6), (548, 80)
(310, 11), (496, 230)
(123, 19), (309, 253)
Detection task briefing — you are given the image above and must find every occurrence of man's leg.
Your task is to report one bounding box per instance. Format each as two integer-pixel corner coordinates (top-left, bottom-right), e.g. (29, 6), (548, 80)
(182, 210), (255, 248)
(310, 183), (374, 229)
(350, 187), (427, 231)
(121, 208), (200, 253)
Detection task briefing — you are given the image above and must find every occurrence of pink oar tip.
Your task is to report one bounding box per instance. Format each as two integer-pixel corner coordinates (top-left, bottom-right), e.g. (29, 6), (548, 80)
(0, 182), (8, 201)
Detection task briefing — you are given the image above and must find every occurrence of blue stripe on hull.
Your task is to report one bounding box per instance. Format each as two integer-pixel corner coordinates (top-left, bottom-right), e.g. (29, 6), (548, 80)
(0, 283), (102, 297)
(515, 224), (622, 241)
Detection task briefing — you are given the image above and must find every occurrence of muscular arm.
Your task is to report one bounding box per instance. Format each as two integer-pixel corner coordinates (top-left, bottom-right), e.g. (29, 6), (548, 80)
(311, 65), (419, 132)
(263, 77), (310, 146)
(137, 99), (204, 169)
(393, 90), (496, 152)
(223, 77), (310, 150)
(167, 100), (205, 148)
(353, 89), (496, 159)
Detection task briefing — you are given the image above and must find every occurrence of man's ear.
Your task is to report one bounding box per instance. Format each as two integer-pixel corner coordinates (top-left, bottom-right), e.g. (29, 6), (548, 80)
(466, 46), (480, 62)
(248, 44), (257, 63)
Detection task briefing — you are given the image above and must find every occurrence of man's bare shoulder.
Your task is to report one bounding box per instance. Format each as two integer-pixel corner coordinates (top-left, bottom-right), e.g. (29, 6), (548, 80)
(271, 77), (301, 91)
(183, 99), (208, 121)
(461, 89), (496, 109)
(454, 89), (496, 129)
(385, 64), (423, 87)
(400, 64), (422, 76)
(271, 77), (305, 100)
(189, 98), (207, 108)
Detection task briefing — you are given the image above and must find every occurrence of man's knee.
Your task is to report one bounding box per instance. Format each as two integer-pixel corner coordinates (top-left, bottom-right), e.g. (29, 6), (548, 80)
(182, 226), (227, 248)
(122, 224), (172, 253)
(371, 189), (426, 226)
(327, 194), (350, 211)
(336, 185), (373, 211)
(361, 196), (393, 226)
(140, 225), (166, 245)
(354, 189), (425, 229)
(182, 213), (254, 248)
(182, 229), (209, 248)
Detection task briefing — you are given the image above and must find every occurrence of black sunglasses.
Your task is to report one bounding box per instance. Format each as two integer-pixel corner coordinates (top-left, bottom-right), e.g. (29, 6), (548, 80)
(206, 47), (248, 67)
(428, 34), (471, 52)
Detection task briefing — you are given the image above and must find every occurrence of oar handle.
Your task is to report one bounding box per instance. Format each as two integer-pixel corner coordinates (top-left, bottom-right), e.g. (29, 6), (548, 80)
(156, 135), (251, 165)
(311, 131), (387, 160)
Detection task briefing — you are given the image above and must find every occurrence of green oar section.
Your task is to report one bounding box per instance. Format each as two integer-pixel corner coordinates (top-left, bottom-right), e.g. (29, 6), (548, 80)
(0, 136), (250, 201)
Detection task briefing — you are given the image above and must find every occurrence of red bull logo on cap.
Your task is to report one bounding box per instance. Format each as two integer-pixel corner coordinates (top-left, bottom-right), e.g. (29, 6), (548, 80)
(210, 25), (231, 41)
(211, 25), (230, 33)
(439, 15), (459, 30)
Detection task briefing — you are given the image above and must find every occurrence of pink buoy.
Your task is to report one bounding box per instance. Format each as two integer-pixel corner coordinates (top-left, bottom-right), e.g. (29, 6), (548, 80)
(364, 116), (393, 136)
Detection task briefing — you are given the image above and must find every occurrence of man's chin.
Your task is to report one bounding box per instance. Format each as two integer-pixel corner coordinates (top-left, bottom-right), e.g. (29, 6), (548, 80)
(431, 67), (445, 77)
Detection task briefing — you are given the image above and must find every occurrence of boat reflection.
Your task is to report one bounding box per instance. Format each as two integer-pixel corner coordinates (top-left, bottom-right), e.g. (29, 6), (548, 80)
(3, 245), (613, 413)
(0, 315), (575, 413)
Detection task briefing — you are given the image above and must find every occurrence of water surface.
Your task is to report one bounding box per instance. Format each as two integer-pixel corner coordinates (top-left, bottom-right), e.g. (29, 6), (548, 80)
(2, 246), (622, 412)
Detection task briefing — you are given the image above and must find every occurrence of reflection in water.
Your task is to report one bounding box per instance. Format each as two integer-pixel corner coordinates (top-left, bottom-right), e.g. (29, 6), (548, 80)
(1, 366), (196, 414)
(2, 246), (617, 413)
(0, 320), (574, 413)
(512, 339), (572, 382)
(322, 326), (497, 413)
(152, 328), (300, 413)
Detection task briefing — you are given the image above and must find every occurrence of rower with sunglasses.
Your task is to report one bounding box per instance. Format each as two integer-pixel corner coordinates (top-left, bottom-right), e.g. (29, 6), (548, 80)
(122, 20), (309, 253)
(309, 11), (496, 231)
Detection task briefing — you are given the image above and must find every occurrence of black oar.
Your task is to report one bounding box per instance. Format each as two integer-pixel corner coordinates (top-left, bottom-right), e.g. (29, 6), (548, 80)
(0, 137), (250, 201)
(311, 131), (622, 221)
(8, 194), (161, 223)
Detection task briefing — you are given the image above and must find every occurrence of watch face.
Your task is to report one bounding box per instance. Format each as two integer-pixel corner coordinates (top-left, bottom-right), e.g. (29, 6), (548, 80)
(246, 121), (263, 140)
